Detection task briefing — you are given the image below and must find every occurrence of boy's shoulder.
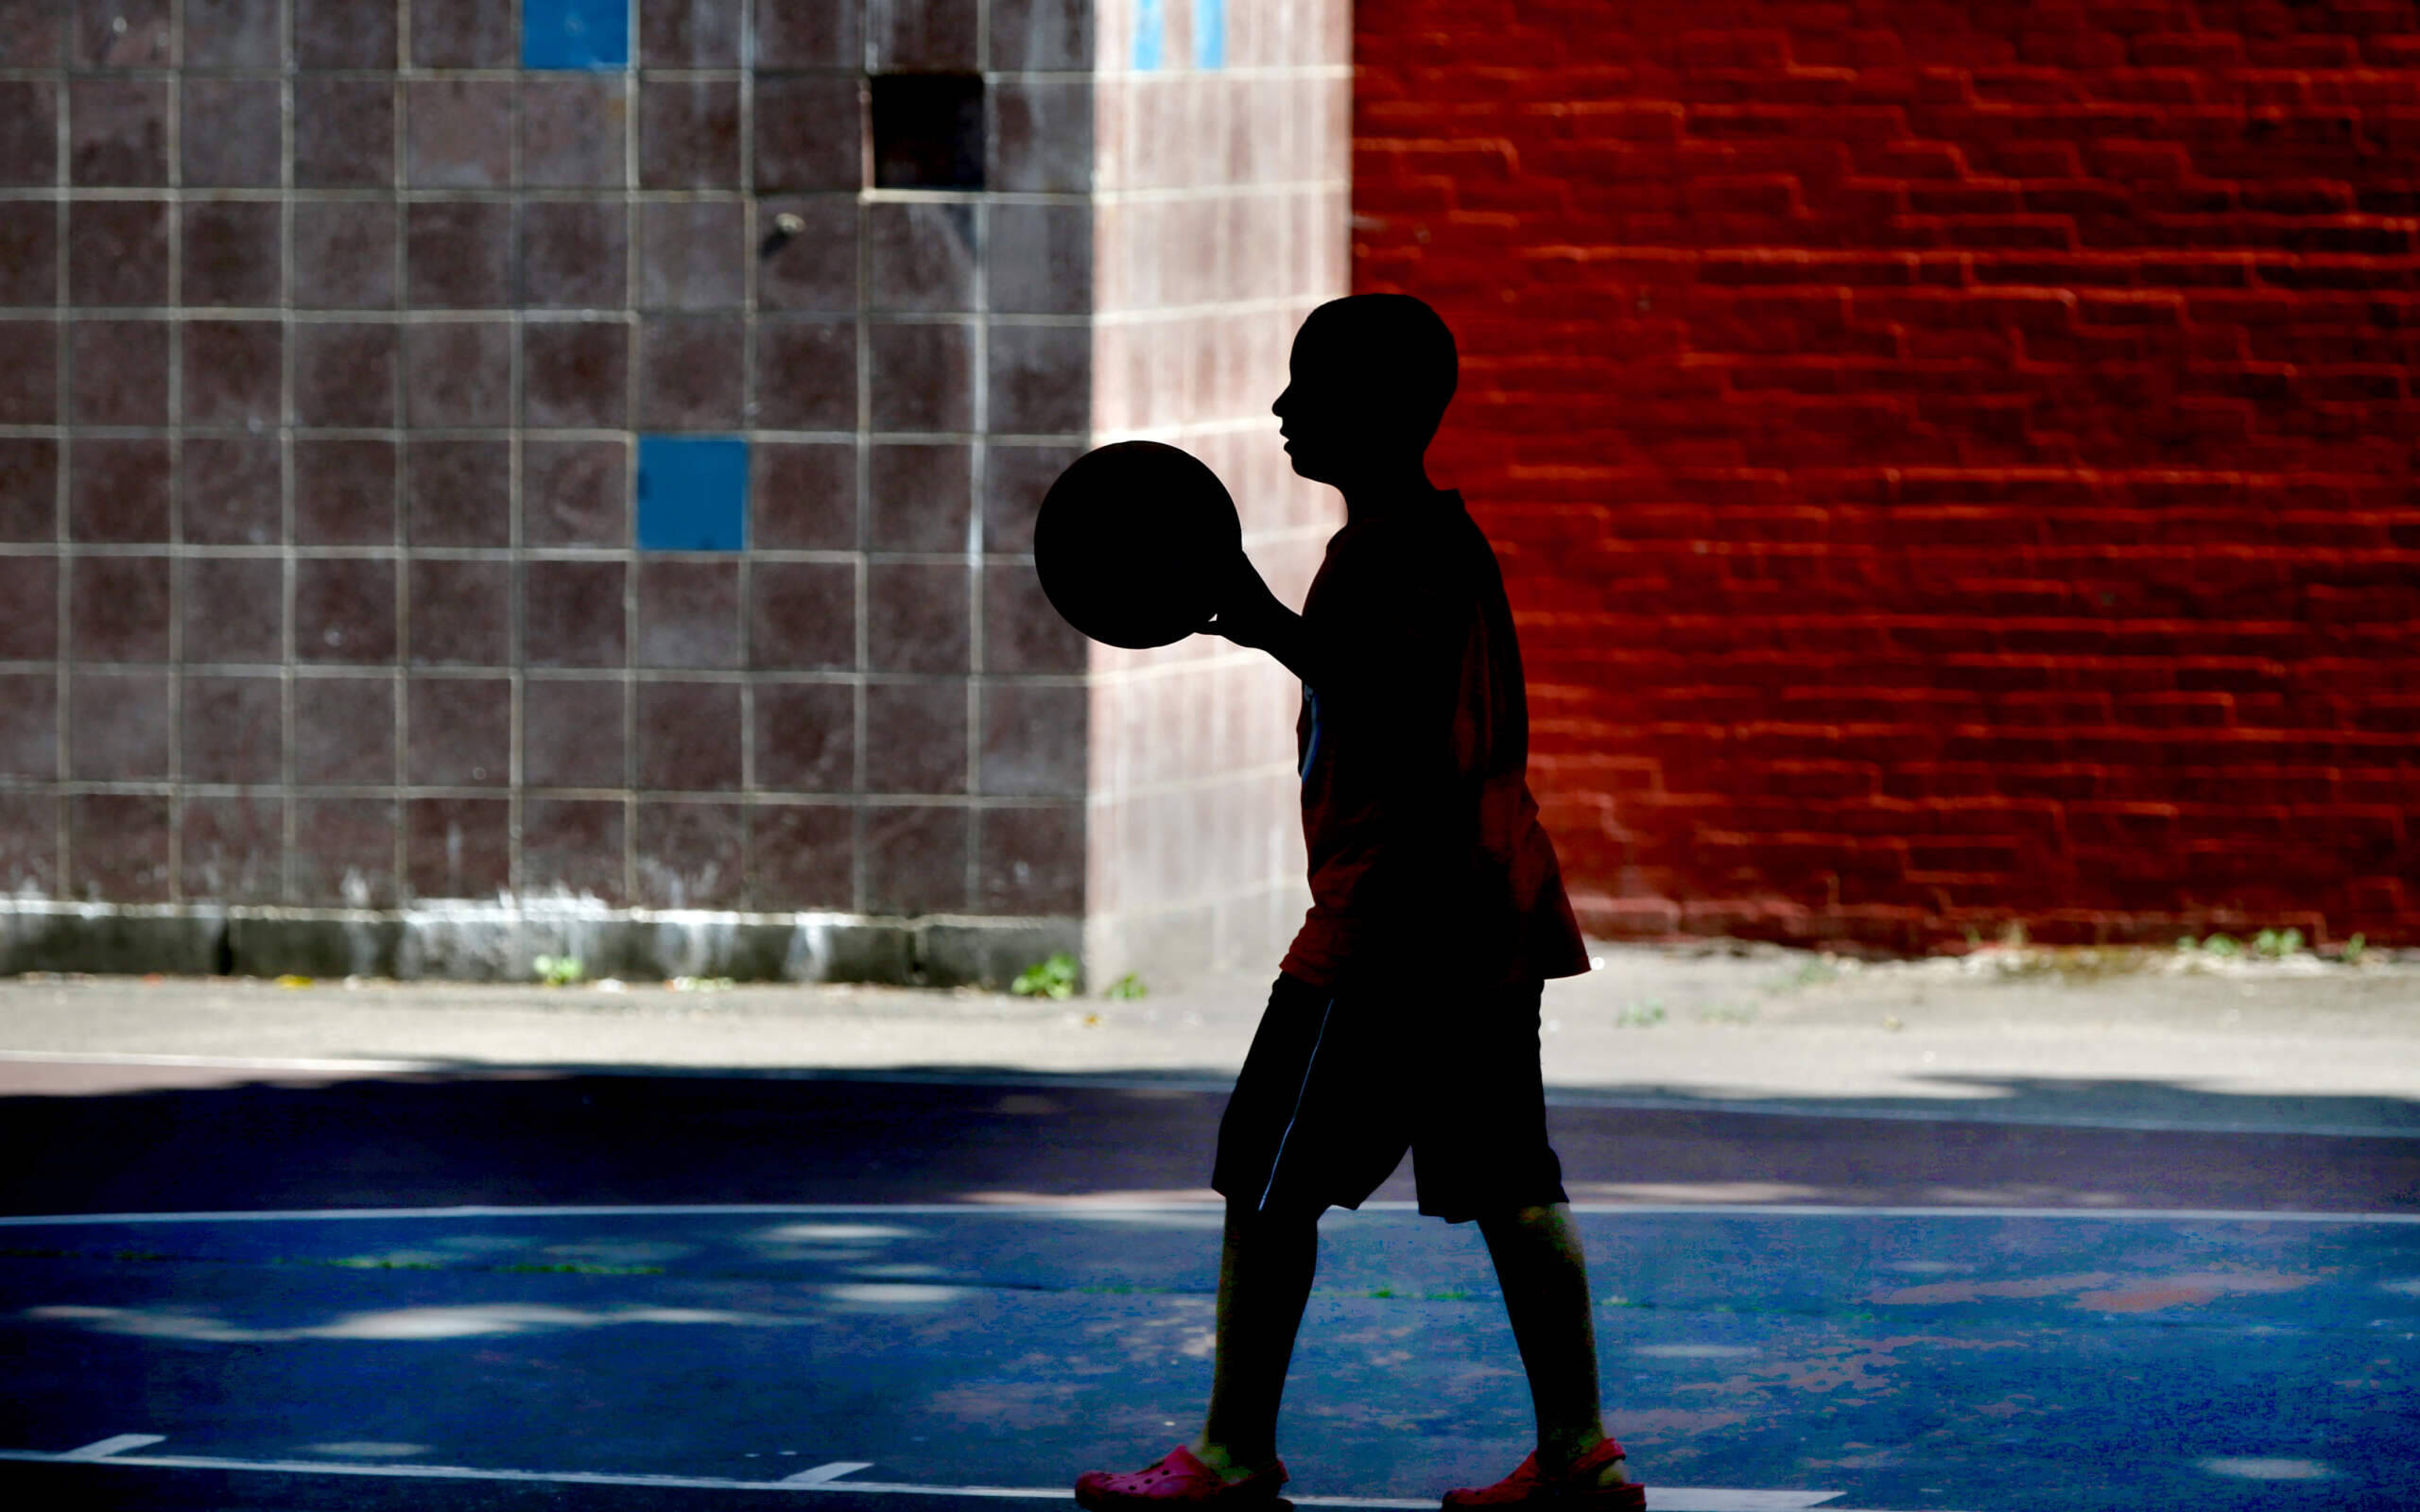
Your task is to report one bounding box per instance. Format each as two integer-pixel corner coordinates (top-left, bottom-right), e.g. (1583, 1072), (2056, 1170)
(1312, 534), (1483, 640)
(1340, 502), (1484, 577)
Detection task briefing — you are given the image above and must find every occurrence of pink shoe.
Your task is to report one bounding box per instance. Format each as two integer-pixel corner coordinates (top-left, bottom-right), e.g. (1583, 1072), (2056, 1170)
(1442, 1437), (1641, 1510)
(1076, 1444), (1292, 1512)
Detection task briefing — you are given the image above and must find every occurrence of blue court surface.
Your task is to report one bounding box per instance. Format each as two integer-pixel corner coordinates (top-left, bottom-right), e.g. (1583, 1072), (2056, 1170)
(2, 1202), (2414, 1511)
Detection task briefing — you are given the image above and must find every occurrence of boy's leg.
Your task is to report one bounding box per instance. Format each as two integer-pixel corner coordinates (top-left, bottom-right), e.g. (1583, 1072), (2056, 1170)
(1190, 1199), (1324, 1479)
(1475, 1203), (1630, 1486)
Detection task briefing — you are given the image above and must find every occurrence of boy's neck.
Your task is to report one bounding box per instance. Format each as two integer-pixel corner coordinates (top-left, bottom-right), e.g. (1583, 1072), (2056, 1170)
(1337, 459), (1442, 525)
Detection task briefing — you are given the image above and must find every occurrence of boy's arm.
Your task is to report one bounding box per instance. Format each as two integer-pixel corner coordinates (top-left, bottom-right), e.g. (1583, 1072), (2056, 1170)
(1207, 546), (1455, 715)
(1205, 552), (1326, 687)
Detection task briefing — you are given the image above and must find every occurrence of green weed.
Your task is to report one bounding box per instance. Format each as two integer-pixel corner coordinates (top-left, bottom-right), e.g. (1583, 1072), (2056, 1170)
(1011, 952), (1080, 1000)
(2174, 929), (2340, 962)
(533, 954), (585, 987)
(2252, 928), (2305, 959)
(1775, 957), (1841, 991)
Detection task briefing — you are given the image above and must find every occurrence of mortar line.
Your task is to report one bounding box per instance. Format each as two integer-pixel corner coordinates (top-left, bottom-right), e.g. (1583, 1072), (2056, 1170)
(277, 0), (297, 903)
(736, 0), (758, 908)
(505, 0), (528, 909)
(966, 193), (990, 907)
(389, 0), (411, 904)
(853, 102), (872, 916)
(163, 2), (185, 902)
(621, 15), (640, 912)
(49, 60), (69, 892)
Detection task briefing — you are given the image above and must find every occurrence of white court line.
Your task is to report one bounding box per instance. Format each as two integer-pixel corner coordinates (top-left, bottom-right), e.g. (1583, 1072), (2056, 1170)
(0, 1050), (441, 1073)
(0, 1450), (1869, 1509)
(56, 1434), (166, 1460)
(1, 1050), (2406, 1140)
(0, 1201), (2413, 1228)
(1537, 1091), (2418, 1142)
(786, 1462), (877, 1485)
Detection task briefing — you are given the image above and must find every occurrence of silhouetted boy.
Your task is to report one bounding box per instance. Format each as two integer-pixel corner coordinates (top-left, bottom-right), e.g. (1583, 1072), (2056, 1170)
(1076, 295), (1644, 1511)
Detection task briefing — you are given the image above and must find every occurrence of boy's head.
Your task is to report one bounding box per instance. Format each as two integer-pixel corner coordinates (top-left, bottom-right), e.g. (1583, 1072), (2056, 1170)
(1272, 294), (1458, 488)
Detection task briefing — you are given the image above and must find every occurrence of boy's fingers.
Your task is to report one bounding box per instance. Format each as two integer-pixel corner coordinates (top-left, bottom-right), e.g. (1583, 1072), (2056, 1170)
(1227, 559), (1281, 617)
(1205, 609), (1260, 648)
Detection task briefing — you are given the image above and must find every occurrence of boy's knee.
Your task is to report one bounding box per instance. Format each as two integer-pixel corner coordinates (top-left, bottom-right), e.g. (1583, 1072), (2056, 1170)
(1478, 1202), (1558, 1227)
(1475, 1203), (1565, 1241)
(1226, 1199), (1326, 1237)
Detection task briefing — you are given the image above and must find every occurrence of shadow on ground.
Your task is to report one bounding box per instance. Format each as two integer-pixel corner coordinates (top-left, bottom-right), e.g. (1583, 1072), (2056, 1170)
(2, 1063), (2416, 1512)
(2, 1063), (2412, 1218)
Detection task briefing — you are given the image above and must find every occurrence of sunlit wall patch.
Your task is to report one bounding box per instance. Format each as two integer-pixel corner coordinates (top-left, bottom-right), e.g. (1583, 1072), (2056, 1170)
(523, 0), (631, 70)
(636, 437), (749, 552)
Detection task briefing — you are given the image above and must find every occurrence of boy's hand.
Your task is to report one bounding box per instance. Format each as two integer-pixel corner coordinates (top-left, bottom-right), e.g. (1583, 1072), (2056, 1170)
(1206, 551), (1288, 651)
(1208, 550), (1323, 688)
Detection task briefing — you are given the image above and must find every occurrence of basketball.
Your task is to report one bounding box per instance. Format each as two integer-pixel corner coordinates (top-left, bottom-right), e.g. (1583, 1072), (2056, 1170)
(1032, 441), (1243, 650)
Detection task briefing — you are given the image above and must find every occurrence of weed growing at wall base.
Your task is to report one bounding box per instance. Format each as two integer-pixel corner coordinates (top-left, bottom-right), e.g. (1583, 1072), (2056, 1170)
(1012, 953), (1080, 999)
(2174, 930), (2324, 961)
(533, 955), (585, 987)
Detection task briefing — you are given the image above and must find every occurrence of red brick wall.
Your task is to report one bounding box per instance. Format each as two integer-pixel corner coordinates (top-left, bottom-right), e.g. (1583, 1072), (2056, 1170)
(1353, 1), (2419, 951)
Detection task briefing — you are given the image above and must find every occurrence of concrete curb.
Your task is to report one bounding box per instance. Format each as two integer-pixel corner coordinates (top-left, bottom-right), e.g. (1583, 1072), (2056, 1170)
(0, 900), (1082, 989)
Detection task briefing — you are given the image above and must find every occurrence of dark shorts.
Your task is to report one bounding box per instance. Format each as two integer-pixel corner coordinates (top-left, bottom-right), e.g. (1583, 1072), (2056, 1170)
(1210, 971), (1569, 1224)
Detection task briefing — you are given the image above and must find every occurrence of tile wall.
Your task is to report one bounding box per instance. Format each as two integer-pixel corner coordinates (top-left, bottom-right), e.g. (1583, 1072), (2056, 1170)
(0, 0), (1348, 987)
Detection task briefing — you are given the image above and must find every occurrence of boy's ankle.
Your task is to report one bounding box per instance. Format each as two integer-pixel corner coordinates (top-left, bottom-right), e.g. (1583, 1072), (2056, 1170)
(1186, 1438), (1277, 1482)
(1539, 1434), (1625, 1484)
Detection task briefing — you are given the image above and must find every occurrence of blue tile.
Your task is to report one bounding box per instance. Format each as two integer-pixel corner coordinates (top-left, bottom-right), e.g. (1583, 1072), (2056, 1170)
(523, 0), (630, 70)
(1132, 0), (1163, 71)
(636, 437), (749, 552)
(1194, 0), (1224, 69)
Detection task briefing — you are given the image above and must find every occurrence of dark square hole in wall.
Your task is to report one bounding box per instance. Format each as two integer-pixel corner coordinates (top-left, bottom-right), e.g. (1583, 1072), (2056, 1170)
(870, 74), (985, 191)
